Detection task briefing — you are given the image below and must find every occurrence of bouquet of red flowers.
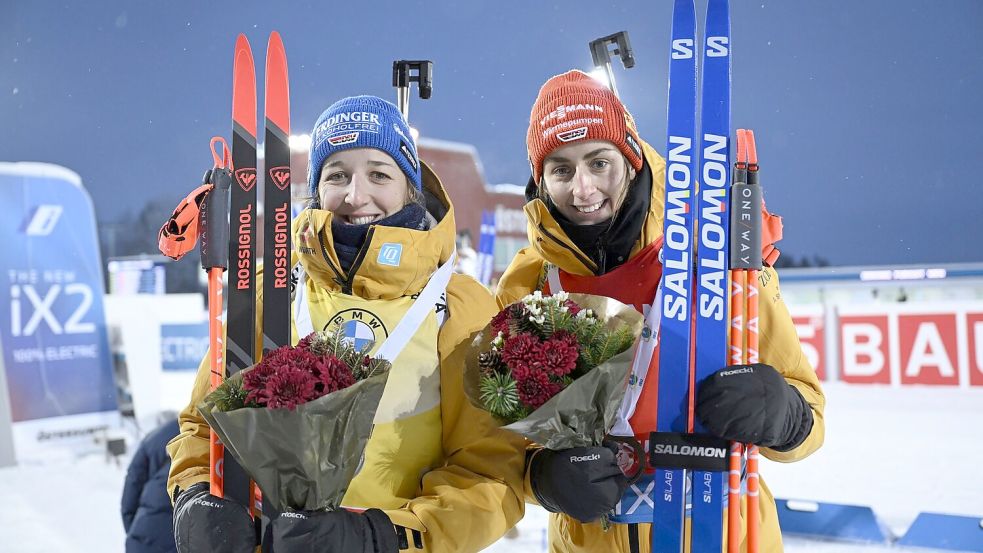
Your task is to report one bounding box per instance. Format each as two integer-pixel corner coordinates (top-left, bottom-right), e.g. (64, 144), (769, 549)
(465, 291), (643, 450)
(199, 328), (391, 512)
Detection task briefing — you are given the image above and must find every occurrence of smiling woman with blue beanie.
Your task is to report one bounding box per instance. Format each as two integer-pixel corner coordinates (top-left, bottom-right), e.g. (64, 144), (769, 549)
(168, 95), (527, 553)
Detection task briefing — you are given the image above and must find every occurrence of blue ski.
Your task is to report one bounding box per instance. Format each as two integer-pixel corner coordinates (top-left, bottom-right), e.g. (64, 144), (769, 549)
(652, 0), (698, 550)
(691, 0), (731, 551)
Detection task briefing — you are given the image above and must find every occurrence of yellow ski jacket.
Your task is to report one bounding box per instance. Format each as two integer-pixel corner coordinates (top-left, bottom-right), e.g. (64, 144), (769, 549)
(167, 162), (526, 553)
(496, 140), (825, 553)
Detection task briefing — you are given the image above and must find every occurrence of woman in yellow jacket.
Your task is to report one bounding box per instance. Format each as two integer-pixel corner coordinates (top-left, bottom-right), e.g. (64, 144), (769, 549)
(167, 96), (526, 553)
(496, 71), (826, 552)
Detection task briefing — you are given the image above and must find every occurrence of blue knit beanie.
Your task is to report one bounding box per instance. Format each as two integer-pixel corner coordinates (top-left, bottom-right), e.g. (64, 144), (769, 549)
(308, 95), (422, 197)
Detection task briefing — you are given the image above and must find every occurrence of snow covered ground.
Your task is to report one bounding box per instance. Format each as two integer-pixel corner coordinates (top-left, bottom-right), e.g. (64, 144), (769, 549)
(1, 382), (980, 552)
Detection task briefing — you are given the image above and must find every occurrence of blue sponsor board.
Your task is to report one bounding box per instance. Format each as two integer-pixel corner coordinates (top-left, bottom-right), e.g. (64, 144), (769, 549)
(0, 163), (117, 422)
(160, 322), (209, 371)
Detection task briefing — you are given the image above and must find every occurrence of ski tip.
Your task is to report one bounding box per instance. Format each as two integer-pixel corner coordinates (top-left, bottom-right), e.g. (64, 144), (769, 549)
(266, 31), (286, 67)
(234, 34), (256, 68)
(264, 31), (290, 133)
(235, 34), (251, 51)
(232, 35), (257, 138)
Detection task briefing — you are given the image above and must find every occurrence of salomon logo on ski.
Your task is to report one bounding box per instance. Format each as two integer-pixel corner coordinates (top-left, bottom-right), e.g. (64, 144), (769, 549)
(651, 445), (726, 458)
(662, 136), (693, 322)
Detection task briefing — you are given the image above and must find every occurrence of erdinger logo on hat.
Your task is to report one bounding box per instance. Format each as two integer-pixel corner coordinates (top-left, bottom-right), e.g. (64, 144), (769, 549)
(316, 111), (382, 136)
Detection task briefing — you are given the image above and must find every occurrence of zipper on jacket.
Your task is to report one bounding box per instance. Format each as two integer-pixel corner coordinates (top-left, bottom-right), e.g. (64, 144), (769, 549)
(341, 226), (376, 295)
(537, 223), (598, 275)
(316, 231), (348, 289)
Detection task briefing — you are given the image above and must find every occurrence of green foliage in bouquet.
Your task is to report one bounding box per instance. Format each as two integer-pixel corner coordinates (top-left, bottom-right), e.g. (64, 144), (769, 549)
(478, 291), (637, 422)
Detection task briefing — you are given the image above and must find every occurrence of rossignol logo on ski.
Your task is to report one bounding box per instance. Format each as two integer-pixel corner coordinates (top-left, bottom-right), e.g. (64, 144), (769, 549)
(235, 204), (253, 290)
(557, 127), (589, 142)
(270, 204), (290, 289)
(327, 132), (359, 146)
(234, 168), (257, 192)
(268, 166), (291, 190)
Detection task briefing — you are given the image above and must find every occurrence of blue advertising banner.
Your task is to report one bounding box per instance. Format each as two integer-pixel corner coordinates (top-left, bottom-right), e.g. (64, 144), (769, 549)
(0, 163), (117, 422)
(160, 322), (208, 371)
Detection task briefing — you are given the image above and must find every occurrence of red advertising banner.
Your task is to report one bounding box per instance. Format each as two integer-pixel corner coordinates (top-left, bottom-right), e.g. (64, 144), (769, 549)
(967, 312), (983, 387)
(788, 303), (983, 387)
(838, 314), (892, 385)
(897, 313), (959, 386)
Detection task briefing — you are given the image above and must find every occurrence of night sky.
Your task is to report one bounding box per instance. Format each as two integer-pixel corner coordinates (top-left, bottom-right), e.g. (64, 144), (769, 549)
(3, 1), (981, 266)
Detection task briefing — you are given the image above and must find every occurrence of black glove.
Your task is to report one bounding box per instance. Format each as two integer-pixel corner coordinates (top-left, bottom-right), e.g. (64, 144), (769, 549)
(172, 482), (256, 553)
(696, 363), (814, 451)
(272, 508), (398, 553)
(528, 443), (628, 523)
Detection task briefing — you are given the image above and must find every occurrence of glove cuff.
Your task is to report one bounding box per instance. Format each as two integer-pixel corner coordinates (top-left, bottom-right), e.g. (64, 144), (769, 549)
(528, 450), (562, 514)
(772, 385), (814, 452)
(363, 508), (399, 553)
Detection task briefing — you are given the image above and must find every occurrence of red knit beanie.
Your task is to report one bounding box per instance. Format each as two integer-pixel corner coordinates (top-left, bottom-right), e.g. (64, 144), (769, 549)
(526, 70), (643, 183)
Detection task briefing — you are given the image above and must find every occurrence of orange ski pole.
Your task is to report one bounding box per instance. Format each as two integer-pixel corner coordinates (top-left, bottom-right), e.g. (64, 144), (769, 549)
(744, 130), (762, 553)
(726, 128), (748, 552)
(201, 138), (234, 497)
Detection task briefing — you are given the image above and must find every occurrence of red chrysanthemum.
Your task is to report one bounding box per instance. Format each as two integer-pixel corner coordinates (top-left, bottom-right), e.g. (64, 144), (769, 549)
(262, 366), (319, 410)
(515, 370), (562, 410)
(313, 355), (356, 394)
(563, 299), (582, 316)
(490, 308), (511, 336)
(295, 332), (322, 352)
(501, 333), (542, 379)
(242, 360), (279, 405)
(541, 332), (580, 377)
